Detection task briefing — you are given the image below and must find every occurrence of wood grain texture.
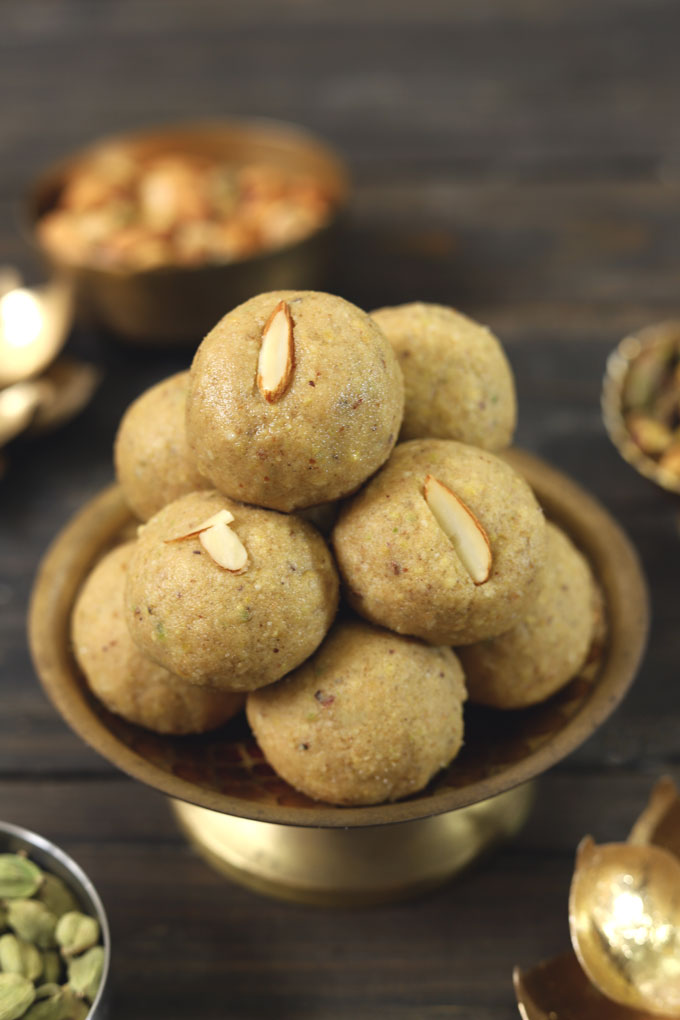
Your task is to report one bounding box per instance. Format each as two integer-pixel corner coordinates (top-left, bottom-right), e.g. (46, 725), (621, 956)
(1, 0), (679, 1016)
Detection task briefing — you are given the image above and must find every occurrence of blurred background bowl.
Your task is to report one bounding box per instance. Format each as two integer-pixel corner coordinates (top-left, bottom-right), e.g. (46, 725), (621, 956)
(26, 119), (349, 347)
(0, 819), (110, 1019)
(602, 320), (680, 496)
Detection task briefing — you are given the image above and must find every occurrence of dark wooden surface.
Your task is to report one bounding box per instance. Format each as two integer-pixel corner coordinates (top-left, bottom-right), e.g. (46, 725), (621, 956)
(1, 2), (679, 1017)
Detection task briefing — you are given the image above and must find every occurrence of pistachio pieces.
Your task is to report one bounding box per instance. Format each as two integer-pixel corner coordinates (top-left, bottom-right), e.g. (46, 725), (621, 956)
(423, 474), (492, 585)
(0, 857), (43, 901)
(165, 508), (248, 572)
(0, 855), (105, 1019)
(257, 299), (295, 403)
(622, 333), (680, 476)
(0, 974), (35, 1020)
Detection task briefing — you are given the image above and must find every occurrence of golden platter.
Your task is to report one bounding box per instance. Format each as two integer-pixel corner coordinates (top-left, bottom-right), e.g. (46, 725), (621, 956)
(28, 449), (649, 902)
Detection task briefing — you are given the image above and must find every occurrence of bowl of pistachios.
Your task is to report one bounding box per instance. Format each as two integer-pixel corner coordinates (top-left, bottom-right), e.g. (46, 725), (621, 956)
(602, 320), (680, 494)
(0, 820), (110, 1020)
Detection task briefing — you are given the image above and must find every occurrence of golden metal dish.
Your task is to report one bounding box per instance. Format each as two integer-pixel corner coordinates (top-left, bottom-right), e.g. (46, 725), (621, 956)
(569, 837), (680, 1017)
(514, 951), (655, 1020)
(28, 449), (649, 903)
(27, 120), (349, 347)
(602, 321), (680, 495)
(0, 276), (73, 389)
(516, 778), (680, 1020)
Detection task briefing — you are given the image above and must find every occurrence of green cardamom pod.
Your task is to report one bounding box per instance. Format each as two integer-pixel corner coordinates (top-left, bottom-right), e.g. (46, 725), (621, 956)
(40, 951), (62, 986)
(36, 876), (78, 921)
(57, 988), (89, 1020)
(32, 985), (61, 1002)
(22, 990), (68, 1020)
(0, 855), (43, 900)
(66, 945), (104, 1003)
(0, 933), (43, 982)
(54, 913), (98, 959)
(0, 904), (7, 932)
(6, 900), (57, 949)
(0, 972), (36, 1020)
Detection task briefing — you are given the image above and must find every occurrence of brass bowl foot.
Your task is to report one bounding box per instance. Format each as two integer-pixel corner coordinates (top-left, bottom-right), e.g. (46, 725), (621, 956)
(171, 782), (535, 907)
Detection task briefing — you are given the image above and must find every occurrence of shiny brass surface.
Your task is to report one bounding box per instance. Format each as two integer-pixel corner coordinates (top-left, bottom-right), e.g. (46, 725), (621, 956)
(629, 776), (680, 857)
(569, 837), (680, 1017)
(27, 120), (349, 346)
(602, 321), (680, 495)
(514, 951), (656, 1020)
(28, 449), (649, 829)
(0, 277), (73, 388)
(172, 783), (534, 906)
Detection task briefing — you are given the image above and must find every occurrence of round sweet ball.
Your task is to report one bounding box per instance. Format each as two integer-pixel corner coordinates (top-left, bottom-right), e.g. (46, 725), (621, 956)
(125, 490), (339, 691)
(371, 303), (516, 450)
(458, 522), (596, 709)
(72, 544), (244, 734)
(186, 291), (405, 511)
(114, 371), (209, 521)
(247, 619), (467, 806)
(332, 439), (547, 645)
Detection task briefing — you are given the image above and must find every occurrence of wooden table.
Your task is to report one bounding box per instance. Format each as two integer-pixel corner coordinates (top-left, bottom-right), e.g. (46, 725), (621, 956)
(1, 2), (678, 1017)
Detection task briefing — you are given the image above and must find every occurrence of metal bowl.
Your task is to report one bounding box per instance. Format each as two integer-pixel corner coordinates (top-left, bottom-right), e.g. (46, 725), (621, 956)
(26, 119), (349, 347)
(602, 320), (680, 495)
(0, 819), (110, 1019)
(28, 448), (649, 829)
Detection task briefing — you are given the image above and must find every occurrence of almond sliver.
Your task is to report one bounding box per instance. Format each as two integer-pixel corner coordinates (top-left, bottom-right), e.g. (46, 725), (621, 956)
(423, 474), (492, 585)
(199, 520), (248, 571)
(164, 508), (235, 544)
(257, 299), (295, 403)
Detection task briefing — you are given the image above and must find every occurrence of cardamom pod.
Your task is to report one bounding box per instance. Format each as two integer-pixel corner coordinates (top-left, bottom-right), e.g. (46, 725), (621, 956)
(67, 944), (104, 1002)
(0, 972), (36, 1020)
(57, 988), (89, 1020)
(33, 984), (61, 1002)
(0, 855), (43, 900)
(40, 951), (62, 986)
(22, 990), (68, 1020)
(0, 933), (43, 982)
(54, 912), (99, 959)
(0, 904), (7, 932)
(6, 900), (57, 950)
(36, 876), (78, 920)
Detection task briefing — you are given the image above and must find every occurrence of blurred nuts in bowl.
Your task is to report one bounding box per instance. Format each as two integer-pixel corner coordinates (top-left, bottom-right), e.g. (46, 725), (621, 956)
(36, 148), (336, 273)
(602, 320), (680, 493)
(27, 120), (349, 345)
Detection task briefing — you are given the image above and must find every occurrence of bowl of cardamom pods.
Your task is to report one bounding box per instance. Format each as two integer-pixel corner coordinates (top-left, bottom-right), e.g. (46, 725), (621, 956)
(0, 820), (110, 1020)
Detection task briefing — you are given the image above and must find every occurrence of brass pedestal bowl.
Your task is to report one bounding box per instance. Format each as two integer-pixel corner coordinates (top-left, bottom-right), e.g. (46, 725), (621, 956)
(29, 450), (649, 906)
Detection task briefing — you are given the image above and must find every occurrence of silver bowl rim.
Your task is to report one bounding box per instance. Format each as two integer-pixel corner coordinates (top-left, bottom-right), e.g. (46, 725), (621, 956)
(0, 818), (110, 1017)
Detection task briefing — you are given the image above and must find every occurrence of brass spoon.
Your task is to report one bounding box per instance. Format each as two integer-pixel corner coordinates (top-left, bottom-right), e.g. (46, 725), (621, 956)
(569, 837), (680, 1017)
(514, 950), (656, 1019)
(629, 777), (680, 857)
(0, 277), (73, 388)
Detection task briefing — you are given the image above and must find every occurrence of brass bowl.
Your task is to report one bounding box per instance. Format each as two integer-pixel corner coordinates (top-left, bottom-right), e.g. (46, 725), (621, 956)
(27, 120), (349, 347)
(602, 320), (680, 495)
(29, 449), (648, 831)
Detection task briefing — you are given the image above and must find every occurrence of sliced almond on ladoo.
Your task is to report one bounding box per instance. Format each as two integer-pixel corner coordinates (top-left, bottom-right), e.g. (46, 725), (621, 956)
(257, 299), (295, 403)
(199, 519), (248, 572)
(423, 474), (492, 585)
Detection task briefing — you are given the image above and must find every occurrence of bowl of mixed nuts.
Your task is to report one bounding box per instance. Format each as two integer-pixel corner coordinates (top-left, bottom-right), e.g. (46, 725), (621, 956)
(27, 120), (349, 346)
(0, 820), (110, 1019)
(602, 321), (680, 495)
